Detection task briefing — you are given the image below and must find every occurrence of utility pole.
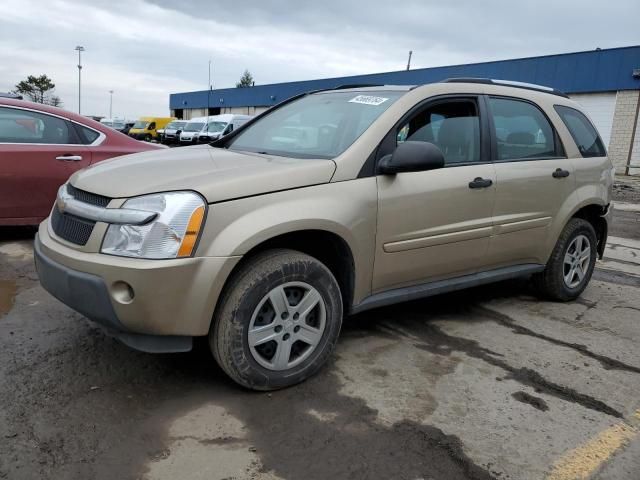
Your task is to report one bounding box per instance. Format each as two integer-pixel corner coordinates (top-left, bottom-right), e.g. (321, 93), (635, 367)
(75, 46), (85, 114)
(108, 90), (114, 118)
(406, 50), (413, 71)
(206, 59), (212, 132)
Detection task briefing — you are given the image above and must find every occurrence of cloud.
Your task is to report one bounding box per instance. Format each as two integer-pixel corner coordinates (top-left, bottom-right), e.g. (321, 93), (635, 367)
(1, 0), (638, 118)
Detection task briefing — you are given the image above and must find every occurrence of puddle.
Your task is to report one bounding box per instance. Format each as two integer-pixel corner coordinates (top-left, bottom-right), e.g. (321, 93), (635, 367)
(0, 280), (17, 317)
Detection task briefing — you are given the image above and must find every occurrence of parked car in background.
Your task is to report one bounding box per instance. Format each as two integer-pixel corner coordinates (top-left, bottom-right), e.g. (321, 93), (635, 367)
(0, 97), (163, 225)
(120, 122), (135, 135)
(128, 117), (175, 142)
(100, 118), (132, 132)
(0, 92), (23, 99)
(179, 117), (208, 144)
(161, 120), (188, 145)
(197, 114), (252, 143)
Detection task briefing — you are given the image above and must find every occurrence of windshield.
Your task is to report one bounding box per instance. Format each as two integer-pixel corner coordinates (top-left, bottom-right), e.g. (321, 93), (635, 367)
(101, 121), (113, 127)
(113, 122), (125, 129)
(132, 121), (149, 129)
(166, 121), (186, 130)
(228, 91), (403, 159)
(184, 122), (205, 132)
(206, 121), (228, 133)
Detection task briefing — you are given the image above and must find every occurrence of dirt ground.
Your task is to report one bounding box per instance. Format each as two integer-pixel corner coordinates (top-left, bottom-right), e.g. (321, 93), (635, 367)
(0, 177), (639, 480)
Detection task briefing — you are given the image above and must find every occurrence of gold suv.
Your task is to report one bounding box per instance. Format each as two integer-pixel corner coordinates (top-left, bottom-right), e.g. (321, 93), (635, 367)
(35, 80), (613, 389)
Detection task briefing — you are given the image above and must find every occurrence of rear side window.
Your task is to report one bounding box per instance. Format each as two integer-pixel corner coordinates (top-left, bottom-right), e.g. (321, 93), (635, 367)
(0, 107), (72, 144)
(488, 97), (560, 160)
(554, 105), (606, 158)
(76, 125), (100, 144)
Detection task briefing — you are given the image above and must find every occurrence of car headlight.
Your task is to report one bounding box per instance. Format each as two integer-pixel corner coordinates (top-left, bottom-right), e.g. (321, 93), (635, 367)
(101, 191), (206, 259)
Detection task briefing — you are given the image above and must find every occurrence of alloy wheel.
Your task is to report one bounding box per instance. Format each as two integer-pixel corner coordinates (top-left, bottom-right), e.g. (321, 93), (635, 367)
(248, 281), (326, 371)
(563, 234), (591, 289)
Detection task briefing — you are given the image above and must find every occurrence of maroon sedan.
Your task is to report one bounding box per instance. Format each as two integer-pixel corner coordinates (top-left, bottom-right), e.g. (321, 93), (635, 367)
(0, 98), (163, 226)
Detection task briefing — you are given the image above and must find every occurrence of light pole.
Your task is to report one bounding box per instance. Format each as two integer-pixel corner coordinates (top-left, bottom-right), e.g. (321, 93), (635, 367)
(75, 46), (85, 114)
(108, 90), (114, 118)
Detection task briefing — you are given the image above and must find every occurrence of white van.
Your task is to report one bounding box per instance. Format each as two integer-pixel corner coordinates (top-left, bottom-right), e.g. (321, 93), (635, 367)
(179, 116), (210, 144)
(197, 114), (253, 143)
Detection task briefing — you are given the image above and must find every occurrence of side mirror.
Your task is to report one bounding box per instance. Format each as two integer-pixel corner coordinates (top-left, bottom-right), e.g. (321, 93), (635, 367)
(378, 141), (445, 175)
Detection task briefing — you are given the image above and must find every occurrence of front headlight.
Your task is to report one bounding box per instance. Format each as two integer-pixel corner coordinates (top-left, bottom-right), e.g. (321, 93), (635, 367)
(101, 191), (206, 259)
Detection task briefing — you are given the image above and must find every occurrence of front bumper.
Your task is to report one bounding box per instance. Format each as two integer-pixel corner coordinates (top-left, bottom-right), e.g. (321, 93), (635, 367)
(35, 224), (241, 352)
(129, 132), (148, 140)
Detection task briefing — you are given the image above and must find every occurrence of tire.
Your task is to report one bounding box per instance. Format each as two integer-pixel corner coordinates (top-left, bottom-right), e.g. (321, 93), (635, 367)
(533, 218), (597, 301)
(211, 249), (343, 390)
(144, 134), (152, 142)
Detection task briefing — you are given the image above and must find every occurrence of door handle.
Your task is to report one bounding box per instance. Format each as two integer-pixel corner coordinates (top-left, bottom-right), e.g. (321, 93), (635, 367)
(552, 168), (570, 178)
(56, 155), (83, 162)
(468, 177), (493, 189)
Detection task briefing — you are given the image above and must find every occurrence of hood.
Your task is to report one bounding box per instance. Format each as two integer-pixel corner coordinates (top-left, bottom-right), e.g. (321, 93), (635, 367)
(69, 145), (337, 203)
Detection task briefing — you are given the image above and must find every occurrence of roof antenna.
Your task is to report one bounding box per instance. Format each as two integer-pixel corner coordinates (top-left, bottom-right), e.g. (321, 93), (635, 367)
(406, 50), (413, 71)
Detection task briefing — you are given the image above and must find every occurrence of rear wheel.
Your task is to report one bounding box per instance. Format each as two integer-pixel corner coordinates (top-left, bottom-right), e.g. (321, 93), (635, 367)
(533, 218), (597, 301)
(211, 249), (343, 390)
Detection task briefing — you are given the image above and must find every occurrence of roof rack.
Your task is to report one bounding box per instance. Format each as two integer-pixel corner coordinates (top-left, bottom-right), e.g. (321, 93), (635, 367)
(331, 84), (383, 90)
(441, 77), (569, 98)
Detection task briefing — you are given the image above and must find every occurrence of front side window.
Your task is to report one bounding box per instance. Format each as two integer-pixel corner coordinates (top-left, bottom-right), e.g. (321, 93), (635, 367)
(228, 90), (403, 159)
(148, 122), (156, 130)
(554, 105), (606, 158)
(0, 107), (71, 144)
(397, 99), (481, 165)
(489, 97), (560, 160)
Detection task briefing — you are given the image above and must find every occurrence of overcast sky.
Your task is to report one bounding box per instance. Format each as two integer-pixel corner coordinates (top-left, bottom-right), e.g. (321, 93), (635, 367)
(1, 0), (638, 118)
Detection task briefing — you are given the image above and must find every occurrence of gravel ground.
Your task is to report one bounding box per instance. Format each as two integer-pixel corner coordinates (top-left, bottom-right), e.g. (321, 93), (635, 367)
(0, 178), (639, 480)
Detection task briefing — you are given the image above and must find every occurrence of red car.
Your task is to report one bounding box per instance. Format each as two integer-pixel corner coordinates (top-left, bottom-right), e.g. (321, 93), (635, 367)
(0, 98), (163, 226)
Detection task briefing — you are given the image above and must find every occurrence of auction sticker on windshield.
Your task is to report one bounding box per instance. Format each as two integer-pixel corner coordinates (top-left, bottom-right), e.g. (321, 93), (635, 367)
(348, 95), (389, 106)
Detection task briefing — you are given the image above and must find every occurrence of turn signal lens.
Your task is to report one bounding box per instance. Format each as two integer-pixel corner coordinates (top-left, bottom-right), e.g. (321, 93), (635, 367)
(177, 205), (205, 257)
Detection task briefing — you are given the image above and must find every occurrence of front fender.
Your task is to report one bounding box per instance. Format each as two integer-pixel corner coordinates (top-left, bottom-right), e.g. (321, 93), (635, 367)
(197, 179), (378, 304)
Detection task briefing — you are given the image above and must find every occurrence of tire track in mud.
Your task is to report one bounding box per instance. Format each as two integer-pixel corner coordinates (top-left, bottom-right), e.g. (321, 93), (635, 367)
(475, 306), (640, 374)
(389, 321), (625, 418)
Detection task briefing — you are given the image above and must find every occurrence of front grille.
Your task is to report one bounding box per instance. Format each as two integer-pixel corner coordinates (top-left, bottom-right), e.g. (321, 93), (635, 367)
(66, 184), (111, 207)
(50, 184), (111, 246)
(51, 208), (96, 246)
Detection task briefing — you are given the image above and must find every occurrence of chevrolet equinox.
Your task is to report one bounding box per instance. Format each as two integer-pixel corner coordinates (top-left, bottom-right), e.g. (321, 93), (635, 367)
(35, 79), (613, 390)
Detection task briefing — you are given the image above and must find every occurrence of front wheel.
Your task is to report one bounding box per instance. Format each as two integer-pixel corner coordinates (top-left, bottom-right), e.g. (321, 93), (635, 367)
(211, 249), (343, 390)
(533, 218), (597, 301)
(144, 134), (152, 142)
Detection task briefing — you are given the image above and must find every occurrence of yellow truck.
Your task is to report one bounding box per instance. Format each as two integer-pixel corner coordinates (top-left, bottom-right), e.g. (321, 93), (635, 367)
(128, 117), (175, 142)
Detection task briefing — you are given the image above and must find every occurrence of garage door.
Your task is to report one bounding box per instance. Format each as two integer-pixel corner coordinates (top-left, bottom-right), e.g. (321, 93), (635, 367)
(569, 93), (617, 148)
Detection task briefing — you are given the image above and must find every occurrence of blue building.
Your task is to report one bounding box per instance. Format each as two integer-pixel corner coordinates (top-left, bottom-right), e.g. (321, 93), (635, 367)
(170, 45), (640, 174)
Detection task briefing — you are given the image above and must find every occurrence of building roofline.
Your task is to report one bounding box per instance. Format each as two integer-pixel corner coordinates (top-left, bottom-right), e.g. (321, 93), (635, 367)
(170, 45), (640, 110)
(175, 45), (639, 96)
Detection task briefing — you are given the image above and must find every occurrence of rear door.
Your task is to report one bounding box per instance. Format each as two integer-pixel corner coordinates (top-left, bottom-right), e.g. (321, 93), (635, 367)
(0, 106), (92, 224)
(373, 95), (496, 291)
(486, 96), (576, 267)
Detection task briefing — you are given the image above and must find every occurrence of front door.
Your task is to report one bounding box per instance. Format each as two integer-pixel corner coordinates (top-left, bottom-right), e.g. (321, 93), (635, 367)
(0, 106), (92, 224)
(373, 96), (496, 292)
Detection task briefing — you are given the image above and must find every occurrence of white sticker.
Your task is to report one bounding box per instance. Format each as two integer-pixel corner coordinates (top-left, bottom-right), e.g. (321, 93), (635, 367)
(348, 95), (389, 106)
